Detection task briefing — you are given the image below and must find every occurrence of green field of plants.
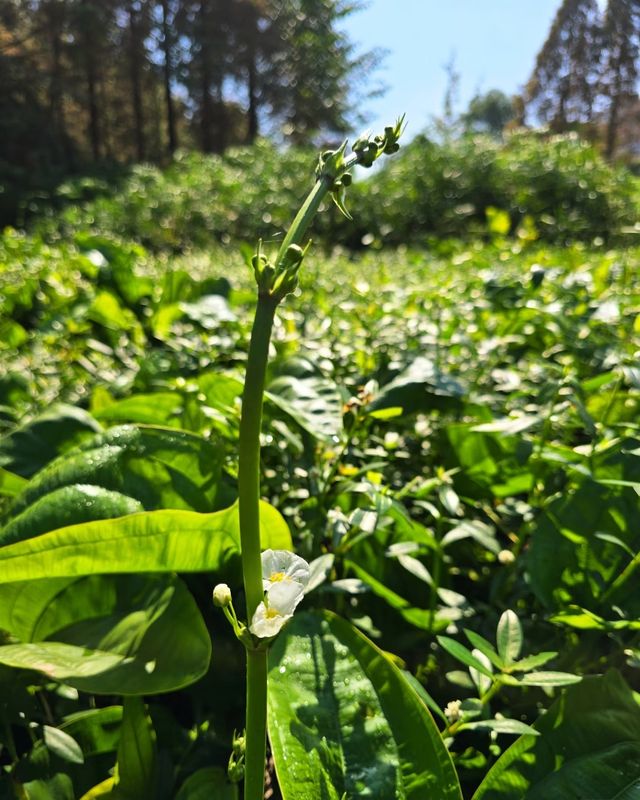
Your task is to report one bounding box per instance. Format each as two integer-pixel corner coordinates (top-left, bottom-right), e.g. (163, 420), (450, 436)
(1, 132), (640, 799)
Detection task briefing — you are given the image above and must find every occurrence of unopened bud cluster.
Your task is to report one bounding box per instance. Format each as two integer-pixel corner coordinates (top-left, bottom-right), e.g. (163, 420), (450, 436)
(315, 116), (406, 220)
(251, 241), (308, 300)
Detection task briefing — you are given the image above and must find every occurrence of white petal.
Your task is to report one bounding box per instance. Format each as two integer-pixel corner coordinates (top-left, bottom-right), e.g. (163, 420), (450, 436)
(266, 580), (304, 615)
(261, 549), (310, 590)
(249, 602), (291, 638)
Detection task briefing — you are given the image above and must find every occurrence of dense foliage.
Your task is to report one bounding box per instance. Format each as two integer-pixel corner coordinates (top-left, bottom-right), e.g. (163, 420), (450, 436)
(0, 0), (378, 225)
(2, 178), (640, 796)
(24, 132), (640, 254)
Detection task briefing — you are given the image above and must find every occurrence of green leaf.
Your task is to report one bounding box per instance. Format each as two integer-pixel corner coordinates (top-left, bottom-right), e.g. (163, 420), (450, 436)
(369, 357), (465, 416)
(463, 630), (505, 671)
(266, 375), (343, 441)
(60, 707), (123, 757)
(442, 521), (500, 555)
(0, 501), (291, 584)
(0, 574), (211, 694)
(514, 671), (582, 688)
(463, 718), (539, 737)
(174, 768), (237, 800)
(509, 651), (558, 672)
(472, 671), (640, 800)
(43, 725), (85, 765)
(112, 697), (156, 799)
(346, 561), (438, 630)
(268, 611), (462, 800)
(437, 637), (494, 678)
(0, 486), (143, 547)
(0, 405), (101, 478)
(496, 610), (522, 664)
(4, 425), (225, 540)
(0, 467), (27, 497)
(94, 394), (183, 427)
(22, 774), (75, 800)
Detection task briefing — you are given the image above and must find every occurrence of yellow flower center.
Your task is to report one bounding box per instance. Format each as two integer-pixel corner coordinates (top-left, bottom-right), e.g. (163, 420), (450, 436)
(269, 571), (287, 582)
(265, 607), (281, 619)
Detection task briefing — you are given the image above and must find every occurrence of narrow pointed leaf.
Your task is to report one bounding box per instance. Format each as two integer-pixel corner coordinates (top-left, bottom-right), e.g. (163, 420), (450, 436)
(437, 636), (494, 678)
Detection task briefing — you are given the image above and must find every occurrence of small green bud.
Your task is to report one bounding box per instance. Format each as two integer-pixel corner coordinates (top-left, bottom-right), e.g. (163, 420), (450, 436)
(227, 756), (244, 783)
(232, 731), (246, 756)
(341, 172), (353, 187)
(251, 252), (269, 272)
(213, 583), (232, 608)
(280, 243), (305, 272)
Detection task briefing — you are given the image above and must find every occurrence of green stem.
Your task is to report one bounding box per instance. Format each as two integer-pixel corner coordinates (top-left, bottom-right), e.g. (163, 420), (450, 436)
(239, 293), (278, 621)
(244, 649), (268, 800)
(238, 173), (338, 800)
(276, 174), (333, 263)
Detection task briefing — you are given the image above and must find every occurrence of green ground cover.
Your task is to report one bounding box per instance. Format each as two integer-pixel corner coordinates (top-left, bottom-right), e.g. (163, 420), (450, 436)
(1, 136), (640, 798)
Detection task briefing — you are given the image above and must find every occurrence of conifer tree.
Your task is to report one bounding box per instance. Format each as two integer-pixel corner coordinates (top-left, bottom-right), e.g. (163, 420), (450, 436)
(524, 0), (602, 130)
(600, 0), (640, 157)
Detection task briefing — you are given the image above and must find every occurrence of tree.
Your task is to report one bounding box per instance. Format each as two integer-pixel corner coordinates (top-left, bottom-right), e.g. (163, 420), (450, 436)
(462, 89), (515, 137)
(260, 0), (382, 144)
(157, 0), (179, 153)
(600, 0), (640, 157)
(524, 0), (602, 130)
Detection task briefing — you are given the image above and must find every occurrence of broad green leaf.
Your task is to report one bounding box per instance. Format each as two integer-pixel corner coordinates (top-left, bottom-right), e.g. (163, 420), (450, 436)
(0, 486), (143, 547)
(94, 394), (183, 427)
(473, 671), (640, 800)
(437, 636), (494, 678)
(4, 425), (224, 533)
(60, 707), (123, 757)
(369, 357), (465, 416)
(268, 611), (462, 800)
(496, 610), (522, 664)
(43, 725), (84, 764)
(22, 774), (75, 800)
(0, 467), (27, 497)
(0, 642), (124, 679)
(0, 501), (291, 584)
(174, 768), (237, 800)
(0, 405), (101, 478)
(266, 375), (343, 441)
(0, 574), (211, 694)
(112, 697), (156, 799)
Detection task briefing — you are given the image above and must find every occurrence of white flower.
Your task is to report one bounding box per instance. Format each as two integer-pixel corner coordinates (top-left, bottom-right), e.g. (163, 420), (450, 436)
(261, 549), (310, 592)
(250, 581), (304, 638)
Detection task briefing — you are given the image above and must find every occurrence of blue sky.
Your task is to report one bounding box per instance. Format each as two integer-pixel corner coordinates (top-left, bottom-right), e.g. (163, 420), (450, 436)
(341, 1), (576, 140)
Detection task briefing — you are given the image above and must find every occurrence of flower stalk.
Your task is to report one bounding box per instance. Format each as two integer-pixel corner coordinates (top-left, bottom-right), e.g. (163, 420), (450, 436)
(235, 118), (405, 800)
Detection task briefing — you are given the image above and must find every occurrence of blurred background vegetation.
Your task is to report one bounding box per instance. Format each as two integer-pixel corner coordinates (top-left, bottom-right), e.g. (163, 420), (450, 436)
(0, 0), (639, 242)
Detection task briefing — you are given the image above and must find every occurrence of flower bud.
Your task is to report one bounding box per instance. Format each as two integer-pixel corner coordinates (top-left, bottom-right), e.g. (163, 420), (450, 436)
(213, 583), (232, 608)
(280, 243), (305, 272)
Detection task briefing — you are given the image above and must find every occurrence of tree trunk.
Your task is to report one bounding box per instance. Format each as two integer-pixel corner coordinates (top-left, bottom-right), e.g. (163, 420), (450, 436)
(247, 41), (259, 142)
(160, 0), (178, 154)
(46, 1), (69, 165)
(128, 1), (146, 161)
